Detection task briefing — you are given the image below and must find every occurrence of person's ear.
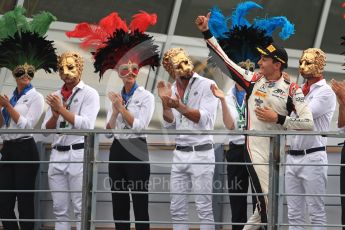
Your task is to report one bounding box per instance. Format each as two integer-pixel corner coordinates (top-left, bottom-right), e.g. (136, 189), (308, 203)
(273, 62), (281, 71)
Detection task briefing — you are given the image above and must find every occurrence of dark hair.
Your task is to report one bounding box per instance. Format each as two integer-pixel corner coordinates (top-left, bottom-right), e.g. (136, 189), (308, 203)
(272, 58), (285, 71)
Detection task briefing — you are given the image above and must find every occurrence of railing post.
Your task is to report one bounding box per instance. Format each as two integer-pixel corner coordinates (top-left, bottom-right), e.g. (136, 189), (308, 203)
(212, 144), (225, 230)
(277, 135), (286, 229)
(34, 141), (45, 230)
(90, 134), (100, 230)
(267, 135), (280, 230)
(81, 133), (95, 230)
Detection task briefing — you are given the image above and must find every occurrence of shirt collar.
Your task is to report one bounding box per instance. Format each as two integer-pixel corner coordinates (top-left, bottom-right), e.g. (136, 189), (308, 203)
(173, 72), (199, 88)
(75, 80), (85, 90)
(308, 78), (326, 91)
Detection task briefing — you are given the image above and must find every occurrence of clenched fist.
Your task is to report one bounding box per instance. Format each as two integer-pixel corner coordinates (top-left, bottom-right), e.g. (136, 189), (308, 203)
(195, 12), (210, 32)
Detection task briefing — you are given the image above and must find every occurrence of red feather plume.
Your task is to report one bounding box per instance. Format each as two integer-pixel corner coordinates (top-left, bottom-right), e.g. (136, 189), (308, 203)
(66, 12), (128, 50)
(129, 11), (157, 33)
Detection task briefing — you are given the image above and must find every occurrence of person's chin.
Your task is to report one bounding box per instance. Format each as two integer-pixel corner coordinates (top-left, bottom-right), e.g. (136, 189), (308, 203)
(63, 77), (76, 83)
(300, 72), (312, 78)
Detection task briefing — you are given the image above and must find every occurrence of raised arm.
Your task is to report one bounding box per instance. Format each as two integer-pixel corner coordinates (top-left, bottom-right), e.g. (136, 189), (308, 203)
(211, 84), (235, 130)
(195, 13), (255, 92)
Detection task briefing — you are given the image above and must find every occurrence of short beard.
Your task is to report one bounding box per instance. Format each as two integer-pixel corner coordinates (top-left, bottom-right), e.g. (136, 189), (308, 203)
(180, 76), (191, 80)
(301, 72), (322, 79)
(62, 75), (79, 84)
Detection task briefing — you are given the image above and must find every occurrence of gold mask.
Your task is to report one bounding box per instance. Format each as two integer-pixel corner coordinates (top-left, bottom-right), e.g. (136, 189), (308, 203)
(162, 48), (194, 78)
(299, 48), (326, 76)
(57, 51), (84, 81)
(12, 63), (35, 79)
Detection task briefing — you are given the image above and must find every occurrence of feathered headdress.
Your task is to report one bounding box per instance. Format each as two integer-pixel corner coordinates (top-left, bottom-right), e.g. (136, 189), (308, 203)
(66, 11), (160, 79)
(0, 6), (58, 73)
(208, 1), (294, 69)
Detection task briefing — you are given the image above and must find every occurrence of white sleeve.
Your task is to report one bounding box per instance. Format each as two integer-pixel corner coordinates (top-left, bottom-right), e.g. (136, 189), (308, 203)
(198, 81), (218, 127)
(74, 88), (100, 129)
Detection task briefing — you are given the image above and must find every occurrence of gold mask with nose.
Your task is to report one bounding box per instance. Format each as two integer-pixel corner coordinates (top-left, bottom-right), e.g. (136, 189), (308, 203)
(299, 48), (326, 77)
(57, 51), (84, 81)
(162, 48), (194, 78)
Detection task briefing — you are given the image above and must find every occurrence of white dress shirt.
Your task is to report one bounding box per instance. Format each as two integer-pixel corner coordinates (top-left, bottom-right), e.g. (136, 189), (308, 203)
(289, 79), (336, 150)
(42, 80), (100, 146)
(1, 88), (44, 140)
(224, 85), (245, 145)
(163, 72), (218, 146)
(106, 86), (155, 139)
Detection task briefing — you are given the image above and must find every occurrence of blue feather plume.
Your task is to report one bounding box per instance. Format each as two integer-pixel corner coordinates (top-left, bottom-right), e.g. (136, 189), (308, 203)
(209, 6), (229, 39)
(231, 1), (262, 28)
(253, 16), (295, 40)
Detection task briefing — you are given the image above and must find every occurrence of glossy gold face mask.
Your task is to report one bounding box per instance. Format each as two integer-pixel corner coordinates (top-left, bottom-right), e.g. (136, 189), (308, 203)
(57, 52), (84, 82)
(12, 63), (35, 80)
(162, 48), (194, 78)
(299, 48), (326, 77)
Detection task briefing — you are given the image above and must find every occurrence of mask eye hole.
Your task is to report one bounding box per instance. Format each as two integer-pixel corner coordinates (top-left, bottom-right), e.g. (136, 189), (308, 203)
(119, 69), (130, 77)
(14, 71), (24, 78)
(28, 71), (34, 78)
(68, 65), (74, 70)
(132, 67), (139, 75)
(14, 69), (25, 78)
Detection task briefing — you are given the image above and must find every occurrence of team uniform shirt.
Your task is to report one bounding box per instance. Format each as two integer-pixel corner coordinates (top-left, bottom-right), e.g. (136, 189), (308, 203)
(106, 86), (155, 139)
(41, 80), (100, 146)
(163, 72), (218, 146)
(1, 88), (44, 140)
(289, 79), (336, 150)
(224, 85), (246, 145)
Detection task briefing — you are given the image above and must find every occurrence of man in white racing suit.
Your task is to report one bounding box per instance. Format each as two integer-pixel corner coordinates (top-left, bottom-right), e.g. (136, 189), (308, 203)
(195, 13), (314, 230)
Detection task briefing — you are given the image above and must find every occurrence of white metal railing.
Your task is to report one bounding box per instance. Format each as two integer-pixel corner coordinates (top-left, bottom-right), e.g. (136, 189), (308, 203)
(0, 129), (344, 229)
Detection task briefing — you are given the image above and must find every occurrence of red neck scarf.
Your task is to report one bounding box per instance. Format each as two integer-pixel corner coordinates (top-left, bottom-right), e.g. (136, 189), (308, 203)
(302, 77), (323, 96)
(61, 84), (73, 101)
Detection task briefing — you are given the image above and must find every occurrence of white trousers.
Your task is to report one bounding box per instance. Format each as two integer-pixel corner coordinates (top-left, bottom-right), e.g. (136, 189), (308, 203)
(170, 148), (215, 230)
(48, 148), (84, 230)
(285, 151), (328, 230)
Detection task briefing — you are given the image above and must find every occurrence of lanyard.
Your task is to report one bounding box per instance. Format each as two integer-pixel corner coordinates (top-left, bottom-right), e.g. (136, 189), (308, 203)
(64, 88), (80, 110)
(181, 78), (197, 105)
(124, 94), (134, 109)
(179, 78), (196, 124)
(233, 94), (246, 120)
